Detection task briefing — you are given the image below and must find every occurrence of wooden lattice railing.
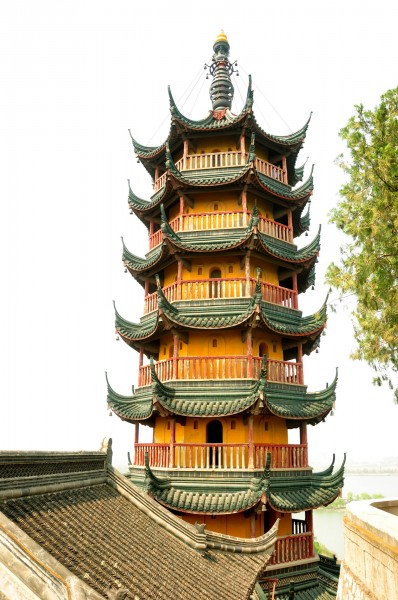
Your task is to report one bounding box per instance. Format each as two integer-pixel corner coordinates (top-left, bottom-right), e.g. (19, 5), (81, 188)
(133, 443), (308, 469)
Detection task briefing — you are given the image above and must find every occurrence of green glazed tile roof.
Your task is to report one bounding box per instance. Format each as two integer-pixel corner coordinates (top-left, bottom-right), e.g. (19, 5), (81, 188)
(144, 460), (268, 514)
(266, 456), (345, 512)
(142, 454), (345, 514)
(114, 285), (327, 343)
(251, 112), (311, 148)
(106, 374), (153, 421)
(257, 226), (320, 263)
(107, 365), (336, 423)
(127, 179), (168, 212)
(255, 167), (313, 201)
(272, 584), (336, 600)
(152, 368), (265, 417)
(264, 372), (337, 424)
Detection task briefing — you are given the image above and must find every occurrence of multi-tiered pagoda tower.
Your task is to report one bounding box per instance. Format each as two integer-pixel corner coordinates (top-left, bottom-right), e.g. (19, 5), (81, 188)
(108, 32), (344, 598)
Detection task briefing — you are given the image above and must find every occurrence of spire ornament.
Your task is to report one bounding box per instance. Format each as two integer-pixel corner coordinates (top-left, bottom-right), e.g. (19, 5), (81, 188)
(205, 30), (238, 112)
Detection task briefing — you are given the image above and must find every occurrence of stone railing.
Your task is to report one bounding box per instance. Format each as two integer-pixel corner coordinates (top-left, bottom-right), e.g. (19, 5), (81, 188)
(337, 498), (398, 599)
(133, 443), (308, 470)
(148, 210), (292, 250)
(138, 357), (303, 387)
(153, 151), (287, 191)
(143, 277), (298, 314)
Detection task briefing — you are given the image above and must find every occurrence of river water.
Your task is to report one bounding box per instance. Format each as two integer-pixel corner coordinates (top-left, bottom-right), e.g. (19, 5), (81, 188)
(312, 472), (398, 559)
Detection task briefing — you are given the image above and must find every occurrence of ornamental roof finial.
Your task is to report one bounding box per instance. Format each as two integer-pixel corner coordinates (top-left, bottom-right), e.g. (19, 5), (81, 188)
(205, 31), (238, 111)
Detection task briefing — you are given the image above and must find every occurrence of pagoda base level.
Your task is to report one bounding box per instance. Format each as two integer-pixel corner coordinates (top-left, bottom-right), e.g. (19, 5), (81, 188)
(261, 554), (340, 599)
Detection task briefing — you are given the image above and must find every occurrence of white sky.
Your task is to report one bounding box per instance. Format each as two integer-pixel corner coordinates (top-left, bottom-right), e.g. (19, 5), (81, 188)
(1, 0), (397, 473)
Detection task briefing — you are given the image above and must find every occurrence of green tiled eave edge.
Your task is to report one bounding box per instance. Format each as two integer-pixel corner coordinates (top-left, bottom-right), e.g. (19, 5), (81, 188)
(140, 453), (345, 514)
(106, 368), (337, 422)
(114, 284), (328, 341)
(121, 218), (320, 277)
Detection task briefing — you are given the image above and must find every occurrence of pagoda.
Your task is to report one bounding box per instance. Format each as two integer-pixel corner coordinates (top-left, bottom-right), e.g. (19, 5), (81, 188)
(108, 31), (344, 598)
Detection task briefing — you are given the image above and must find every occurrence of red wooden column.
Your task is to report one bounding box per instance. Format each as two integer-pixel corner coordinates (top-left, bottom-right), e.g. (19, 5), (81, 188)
(300, 421), (308, 466)
(179, 195), (184, 232)
(144, 279), (149, 298)
(248, 414), (254, 468)
(292, 273), (298, 309)
(177, 260), (182, 300)
(134, 422), (140, 464)
(287, 210), (293, 243)
(138, 347), (144, 386)
(247, 329), (253, 378)
(183, 140), (188, 170)
(297, 342), (303, 383)
(240, 134), (246, 165)
(305, 510), (314, 556)
(172, 333), (179, 379)
(245, 253), (251, 296)
(241, 189), (248, 225)
(282, 156), (287, 183)
(169, 418), (176, 468)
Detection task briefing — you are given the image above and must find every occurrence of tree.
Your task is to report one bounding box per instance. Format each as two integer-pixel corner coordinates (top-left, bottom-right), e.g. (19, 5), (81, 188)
(326, 87), (398, 401)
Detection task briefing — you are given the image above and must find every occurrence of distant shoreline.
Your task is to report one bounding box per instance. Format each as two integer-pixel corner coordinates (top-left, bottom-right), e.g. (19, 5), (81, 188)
(345, 469), (398, 474)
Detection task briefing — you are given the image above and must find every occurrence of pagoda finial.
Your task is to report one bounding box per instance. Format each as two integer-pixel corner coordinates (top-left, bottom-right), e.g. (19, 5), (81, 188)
(206, 31), (238, 111)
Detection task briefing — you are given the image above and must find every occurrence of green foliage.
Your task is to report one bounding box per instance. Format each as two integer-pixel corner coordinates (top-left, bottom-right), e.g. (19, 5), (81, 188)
(326, 87), (398, 401)
(314, 539), (334, 558)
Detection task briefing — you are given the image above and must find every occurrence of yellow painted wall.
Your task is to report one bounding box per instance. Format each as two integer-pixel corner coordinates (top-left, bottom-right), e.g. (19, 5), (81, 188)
(181, 511), (264, 538)
(194, 135), (241, 155)
(153, 414), (288, 447)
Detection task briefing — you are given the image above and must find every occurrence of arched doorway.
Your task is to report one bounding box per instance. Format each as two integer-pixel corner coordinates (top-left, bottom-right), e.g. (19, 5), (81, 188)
(207, 420), (223, 467)
(207, 420), (223, 444)
(259, 342), (269, 357)
(209, 268), (222, 298)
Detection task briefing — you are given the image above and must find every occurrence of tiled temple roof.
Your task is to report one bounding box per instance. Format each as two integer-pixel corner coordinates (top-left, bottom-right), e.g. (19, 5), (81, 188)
(131, 78), (310, 190)
(114, 285), (327, 347)
(106, 364), (336, 424)
(0, 449), (278, 600)
(265, 456), (346, 512)
(122, 210), (319, 281)
(264, 371), (337, 425)
(142, 454), (345, 515)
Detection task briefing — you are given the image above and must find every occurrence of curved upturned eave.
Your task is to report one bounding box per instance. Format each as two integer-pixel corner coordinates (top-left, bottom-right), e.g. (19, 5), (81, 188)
(153, 379), (264, 418)
(264, 370), (337, 423)
(151, 487), (264, 515)
(261, 295), (327, 337)
(122, 239), (168, 275)
(266, 454), (345, 512)
(106, 373), (153, 422)
(157, 287), (257, 330)
(252, 112), (312, 148)
(127, 180), (169, 216)
(254, 166), (314, 202)
(114, 304), (160, 344)
(168, 79), (254, 132)
(257, 225), (320, 264)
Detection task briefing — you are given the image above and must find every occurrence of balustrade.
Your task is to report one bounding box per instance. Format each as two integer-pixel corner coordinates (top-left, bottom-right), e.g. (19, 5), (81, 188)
(270, 532), (314, 565)
(138, 357), (303, 387)
(133, 442), (308, 469)
(147, 210), (293, 250)
(153, 151), (288, 192)
(143, 278), (297, 314)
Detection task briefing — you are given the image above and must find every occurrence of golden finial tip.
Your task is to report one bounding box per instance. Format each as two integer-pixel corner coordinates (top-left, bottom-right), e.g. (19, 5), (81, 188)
(215, 30), (228, 44)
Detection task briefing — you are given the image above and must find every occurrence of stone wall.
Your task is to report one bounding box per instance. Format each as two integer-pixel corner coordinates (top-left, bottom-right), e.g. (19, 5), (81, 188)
(337, 498), (398, 600)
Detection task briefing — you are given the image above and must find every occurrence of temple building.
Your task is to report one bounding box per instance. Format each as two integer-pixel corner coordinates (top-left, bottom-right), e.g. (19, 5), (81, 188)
(107, 31), (345, 598)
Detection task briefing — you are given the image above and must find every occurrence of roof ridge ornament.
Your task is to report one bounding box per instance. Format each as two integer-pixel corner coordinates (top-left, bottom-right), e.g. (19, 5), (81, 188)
(205, 31), (238, 111)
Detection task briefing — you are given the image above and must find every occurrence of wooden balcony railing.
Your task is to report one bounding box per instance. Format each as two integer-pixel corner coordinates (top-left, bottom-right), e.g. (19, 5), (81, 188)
(148, 211), (293, 250)
(133, 443), (308, 470)
(143, 277), (298, 314)
(270, 532), (314, 565)
(153, 151), (287, 191)
(138, 357), (303, 387)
